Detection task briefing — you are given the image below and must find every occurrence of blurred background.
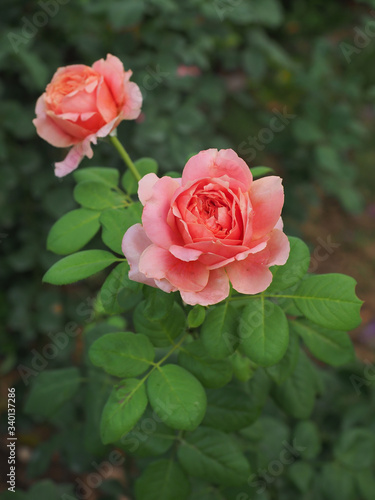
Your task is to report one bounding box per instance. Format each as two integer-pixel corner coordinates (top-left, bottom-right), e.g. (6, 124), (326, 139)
(1, 0), (375, 498)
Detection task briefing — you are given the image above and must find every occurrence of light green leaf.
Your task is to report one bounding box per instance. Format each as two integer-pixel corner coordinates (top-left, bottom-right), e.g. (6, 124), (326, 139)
(100, 203), (142, 254)
(122, 157), (158, 194)
(147, 364), (206, 431)
(135, 459), (190, 500)
(73, 166), (119, 187)
(230, 352), (257, 382)
(74, 181), (126, 210)
(272, 350), (316, 419)
(202, 385), (261, 431)
(100, 378), (148, 444)
(187, 305), (206, 328)
(178, 340), (233, 389)
(201, 303), (238, 359)
(89, 332), (155, 378)
(239, 297), (289, 366)
(292, 274), (362, 330)
(267, 237), (310, 292)
(134, 301), (186, 347)
(292, 319), (354, 366)
(177, 427), (250, 486)
(47, 208), (101, 255)
(250, 166), (274, 178)
(24, 368), (80, 418)
(43, 250), (118, 285)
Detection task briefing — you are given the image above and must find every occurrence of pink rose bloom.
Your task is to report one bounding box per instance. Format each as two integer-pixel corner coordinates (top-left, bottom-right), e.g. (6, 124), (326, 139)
(33, 54), (142, 177)
(122, 149), (290, 306)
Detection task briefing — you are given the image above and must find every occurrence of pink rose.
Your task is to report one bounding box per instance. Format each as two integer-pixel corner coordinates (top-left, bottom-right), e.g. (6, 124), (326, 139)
(33, 54), (142, 177)
(122, 149), (290, 306)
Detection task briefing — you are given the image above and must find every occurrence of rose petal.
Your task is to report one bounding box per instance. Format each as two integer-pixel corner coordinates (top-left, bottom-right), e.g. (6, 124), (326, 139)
(122, 81), (143, 120)
(122, 224), (156, 287)
(250, 176), (284, 239)
(54, 139), (93, 178)
(142, 176), (183, 248)
(138, 173), (159, 206)
(92, 54), (127, 108)
(169, 245), (202, 262)
(180, 268), (230, 306)
(226, 258), (273, 295)
(139, 244), (209, 292)
(182, 149), (252, 191)
(96, 77), (118, 123)
(33, 95), (74, 148)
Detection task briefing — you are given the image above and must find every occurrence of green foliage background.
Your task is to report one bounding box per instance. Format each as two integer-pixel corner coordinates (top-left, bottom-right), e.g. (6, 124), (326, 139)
(1, 0), (374, 499)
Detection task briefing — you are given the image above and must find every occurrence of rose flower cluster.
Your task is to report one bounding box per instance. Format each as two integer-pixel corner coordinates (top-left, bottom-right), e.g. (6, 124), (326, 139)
(34, 55), (289, 306)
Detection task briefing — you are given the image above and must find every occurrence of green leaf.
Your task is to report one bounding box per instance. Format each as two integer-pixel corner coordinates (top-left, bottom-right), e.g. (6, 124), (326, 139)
(74, 181), (126, 210)
(122, 157), (158, 194)
(292, 319), (354, 366)
(100, 262), (133, 314)
(231, 351), (257, 382)
(239, 297), (289, 366)
(100, 203), (142, 254)
(292, 274), (362, 330)
(135, 459), (190, 500)
(119, 407), (175, 457)
(177, 427), (250, 486)
(272, 350), (316, 419)
(134, 301), (186, 347)
(201, 303), (238, 359)
(73, 166), (119, 187)
(89, 332), (155, 378)
(84, 370), (111, 455)
(47, 208), (101, 255)
(266, 325), (299, 384)
(187, 305), (206, 328)
(203, 385), (261, 431)
(143, 287), (176, 321)
(288, 461), (314, 493)
(24, 368), (80, 418)
(267, 237), (310, 292)
(178, 340), (233, 389)
(147, 364), (207, 431)
(293, 420), (321, 460)
(43, 250), (118, 285)
(100, 378), (148, 444)
(334, 428), (375, 470)
(250, 166), (274, 178)
(320, 462), (356, 500)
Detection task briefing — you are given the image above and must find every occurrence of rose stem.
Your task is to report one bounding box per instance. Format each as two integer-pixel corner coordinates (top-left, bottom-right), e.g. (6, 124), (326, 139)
(110, 135), (141, 182)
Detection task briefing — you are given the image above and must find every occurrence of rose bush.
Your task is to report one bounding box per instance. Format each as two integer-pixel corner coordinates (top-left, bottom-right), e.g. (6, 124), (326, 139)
(122, 148), (290, 305)
(33, 54), (142, 177)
